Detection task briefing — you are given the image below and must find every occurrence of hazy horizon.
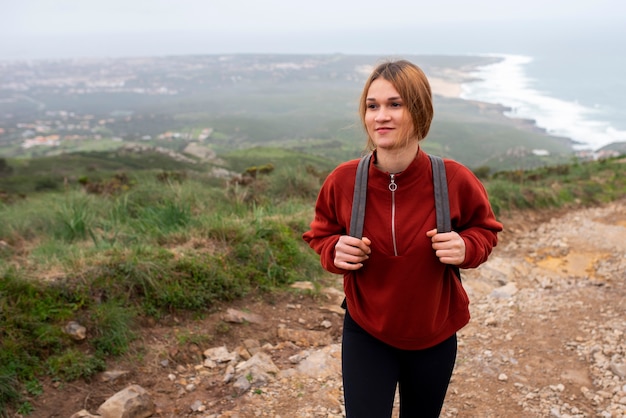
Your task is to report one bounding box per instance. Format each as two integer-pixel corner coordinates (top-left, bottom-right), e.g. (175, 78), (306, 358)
(3, 0), (625, 60)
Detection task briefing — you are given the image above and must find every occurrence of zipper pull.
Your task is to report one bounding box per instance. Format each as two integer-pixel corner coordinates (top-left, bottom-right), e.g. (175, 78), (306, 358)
(389, 174), (397, 192)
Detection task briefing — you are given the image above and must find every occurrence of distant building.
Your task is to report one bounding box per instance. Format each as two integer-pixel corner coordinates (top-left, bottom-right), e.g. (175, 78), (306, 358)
(531, 149), (550, 156)
(22, 135), (60, 149)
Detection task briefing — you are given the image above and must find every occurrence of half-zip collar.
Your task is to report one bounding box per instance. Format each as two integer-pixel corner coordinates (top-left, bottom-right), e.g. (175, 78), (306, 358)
(371, 148), (422, 257)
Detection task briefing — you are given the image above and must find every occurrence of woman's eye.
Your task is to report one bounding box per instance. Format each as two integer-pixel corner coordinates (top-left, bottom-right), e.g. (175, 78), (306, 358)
(367, 104), (378, 109)
(391, 102), (402, 107)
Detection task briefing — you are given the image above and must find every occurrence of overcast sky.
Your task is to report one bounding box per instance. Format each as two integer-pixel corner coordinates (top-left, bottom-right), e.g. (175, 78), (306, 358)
(2, 0), (625, 59)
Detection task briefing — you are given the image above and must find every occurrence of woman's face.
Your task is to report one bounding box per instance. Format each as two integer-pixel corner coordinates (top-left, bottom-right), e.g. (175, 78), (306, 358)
(364, 78), (414, 150)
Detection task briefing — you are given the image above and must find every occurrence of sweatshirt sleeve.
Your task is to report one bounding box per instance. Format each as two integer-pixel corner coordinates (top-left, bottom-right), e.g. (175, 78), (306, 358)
(302, 164), (354, 275)
(446, 161), (503, 269)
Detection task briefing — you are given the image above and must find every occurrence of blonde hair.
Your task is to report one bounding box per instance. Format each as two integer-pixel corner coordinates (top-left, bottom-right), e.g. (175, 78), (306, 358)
(359, 60), (434, 151)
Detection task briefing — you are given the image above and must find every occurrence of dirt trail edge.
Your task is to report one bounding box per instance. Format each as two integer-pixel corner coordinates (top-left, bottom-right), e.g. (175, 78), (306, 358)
(32, 200), (626, 418)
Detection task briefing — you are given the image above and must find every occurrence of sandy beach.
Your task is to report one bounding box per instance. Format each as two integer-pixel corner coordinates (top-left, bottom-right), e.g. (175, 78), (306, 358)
(429, 77), (462, 98)
(429, 67), (477, 98)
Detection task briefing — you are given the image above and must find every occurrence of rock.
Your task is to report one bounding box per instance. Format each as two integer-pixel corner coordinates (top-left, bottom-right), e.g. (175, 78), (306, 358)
(295, 344), (341, 378)
(276, 326), (332, 346)
(234, 345), (252, 360)
(243, 338), (261, 355)
(232, 375), (251, 394)
(235, 352), (279, 377)
(99, 370), (130, 383)
(70, 410), (100, 418)
(96, 384), (155, 418)
(222, 308), (263, 324)
(320, 304), (346, 315)
(203, 345), (237, 363)
(490, 282), (518, 299)
(290, 281), (315, 291)
(64, 321), (87, 340)
(189, 400), (205, 412)
(610, 360), (626, 378)
(289, 350), (310, 364)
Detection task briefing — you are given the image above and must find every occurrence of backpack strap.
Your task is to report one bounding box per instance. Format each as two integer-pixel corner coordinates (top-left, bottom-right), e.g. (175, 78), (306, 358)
(349, 152), (372, 239)
(430, 155), (462, 281)
(343, 152), (371, 309)
(429, 155), (452, 233)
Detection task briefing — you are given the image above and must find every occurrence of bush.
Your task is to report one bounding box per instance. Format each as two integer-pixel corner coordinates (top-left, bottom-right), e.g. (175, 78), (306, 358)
(268, 166), (321, 200)
(54, 195), (95, 242)
(90, 302), (136, 356)
(0, 373), (20, 415)
(45, 349), (105, 382)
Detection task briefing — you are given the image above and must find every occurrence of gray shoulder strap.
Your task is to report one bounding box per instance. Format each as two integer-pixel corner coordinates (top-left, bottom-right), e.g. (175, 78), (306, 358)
(349, 153), (372, 238)
(429, 154), (452, 233)
(430, 155), (462, 281)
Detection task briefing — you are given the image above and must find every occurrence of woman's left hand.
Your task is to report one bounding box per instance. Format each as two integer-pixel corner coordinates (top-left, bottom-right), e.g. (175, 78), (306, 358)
(426, 229), (466, 266)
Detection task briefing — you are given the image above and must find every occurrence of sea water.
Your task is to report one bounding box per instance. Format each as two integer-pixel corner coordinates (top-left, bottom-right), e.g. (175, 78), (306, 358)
(457, 26), (626, 151)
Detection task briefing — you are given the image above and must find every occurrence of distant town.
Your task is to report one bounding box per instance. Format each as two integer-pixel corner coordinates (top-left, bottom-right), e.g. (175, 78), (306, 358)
(0, 54), (621, 164)
(0, 54), (367, 158)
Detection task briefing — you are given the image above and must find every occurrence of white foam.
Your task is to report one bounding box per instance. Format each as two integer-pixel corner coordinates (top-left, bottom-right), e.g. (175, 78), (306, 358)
(460, 54), (626, 151)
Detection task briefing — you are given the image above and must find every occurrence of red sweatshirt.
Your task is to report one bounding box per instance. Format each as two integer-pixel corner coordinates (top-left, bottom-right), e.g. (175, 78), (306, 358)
(303, 149), (502, 350)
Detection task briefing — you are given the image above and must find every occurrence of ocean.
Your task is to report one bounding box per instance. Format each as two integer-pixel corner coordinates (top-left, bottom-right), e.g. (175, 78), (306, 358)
(460, 53), (626, 151)
(450, 23), (626, 152)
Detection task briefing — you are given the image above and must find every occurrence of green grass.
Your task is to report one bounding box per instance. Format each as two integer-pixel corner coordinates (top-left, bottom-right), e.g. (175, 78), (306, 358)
(0, 149), (624, 415)
(485, 157), (626, 215)
(0, 158), (327, 415)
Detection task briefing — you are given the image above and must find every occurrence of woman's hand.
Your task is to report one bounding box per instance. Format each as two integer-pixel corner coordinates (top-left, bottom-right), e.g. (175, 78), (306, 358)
(426, 229), (466, 265)
(334, 236), (372, 270)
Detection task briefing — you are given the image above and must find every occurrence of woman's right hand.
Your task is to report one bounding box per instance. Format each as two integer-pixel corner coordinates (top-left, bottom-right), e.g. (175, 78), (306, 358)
(334, 236), (372, 270)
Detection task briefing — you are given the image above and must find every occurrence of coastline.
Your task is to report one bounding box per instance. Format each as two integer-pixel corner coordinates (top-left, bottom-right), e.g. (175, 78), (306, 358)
(431, 61), (624, 157)
(429, 60), (582, 155)
(455, 54), (626, 152)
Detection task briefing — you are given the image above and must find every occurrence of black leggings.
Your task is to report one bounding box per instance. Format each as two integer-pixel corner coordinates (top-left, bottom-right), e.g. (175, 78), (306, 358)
(342, 310), (457, 418)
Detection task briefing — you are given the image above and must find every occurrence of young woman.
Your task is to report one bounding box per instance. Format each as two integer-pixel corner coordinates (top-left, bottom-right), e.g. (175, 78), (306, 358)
(303, 60), (503, 417)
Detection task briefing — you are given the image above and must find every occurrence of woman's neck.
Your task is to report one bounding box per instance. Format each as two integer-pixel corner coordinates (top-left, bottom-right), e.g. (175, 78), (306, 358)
(375, 143), (420, 174)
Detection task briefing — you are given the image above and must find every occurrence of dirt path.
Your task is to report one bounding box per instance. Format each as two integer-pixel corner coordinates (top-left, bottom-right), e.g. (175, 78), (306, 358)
(32, 200), (626, 417)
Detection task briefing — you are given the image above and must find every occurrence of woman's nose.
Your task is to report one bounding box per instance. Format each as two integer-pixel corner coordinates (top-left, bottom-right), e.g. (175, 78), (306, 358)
(375, 109), (390, 121)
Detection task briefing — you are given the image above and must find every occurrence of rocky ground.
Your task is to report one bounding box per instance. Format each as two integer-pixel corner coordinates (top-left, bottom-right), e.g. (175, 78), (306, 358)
(29, 199), (626, 418)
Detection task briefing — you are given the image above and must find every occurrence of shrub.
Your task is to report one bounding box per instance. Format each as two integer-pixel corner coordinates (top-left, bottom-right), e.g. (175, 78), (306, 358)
(267, 166), (321, 200)
(90, 302), (136, 356)
(0, 373), (20, 415)
(45, 349), (105, 382)
(54, 195), (96, 242)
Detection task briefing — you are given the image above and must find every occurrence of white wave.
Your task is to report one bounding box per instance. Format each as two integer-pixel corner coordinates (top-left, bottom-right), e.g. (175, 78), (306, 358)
(460, 54), (626, 151)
